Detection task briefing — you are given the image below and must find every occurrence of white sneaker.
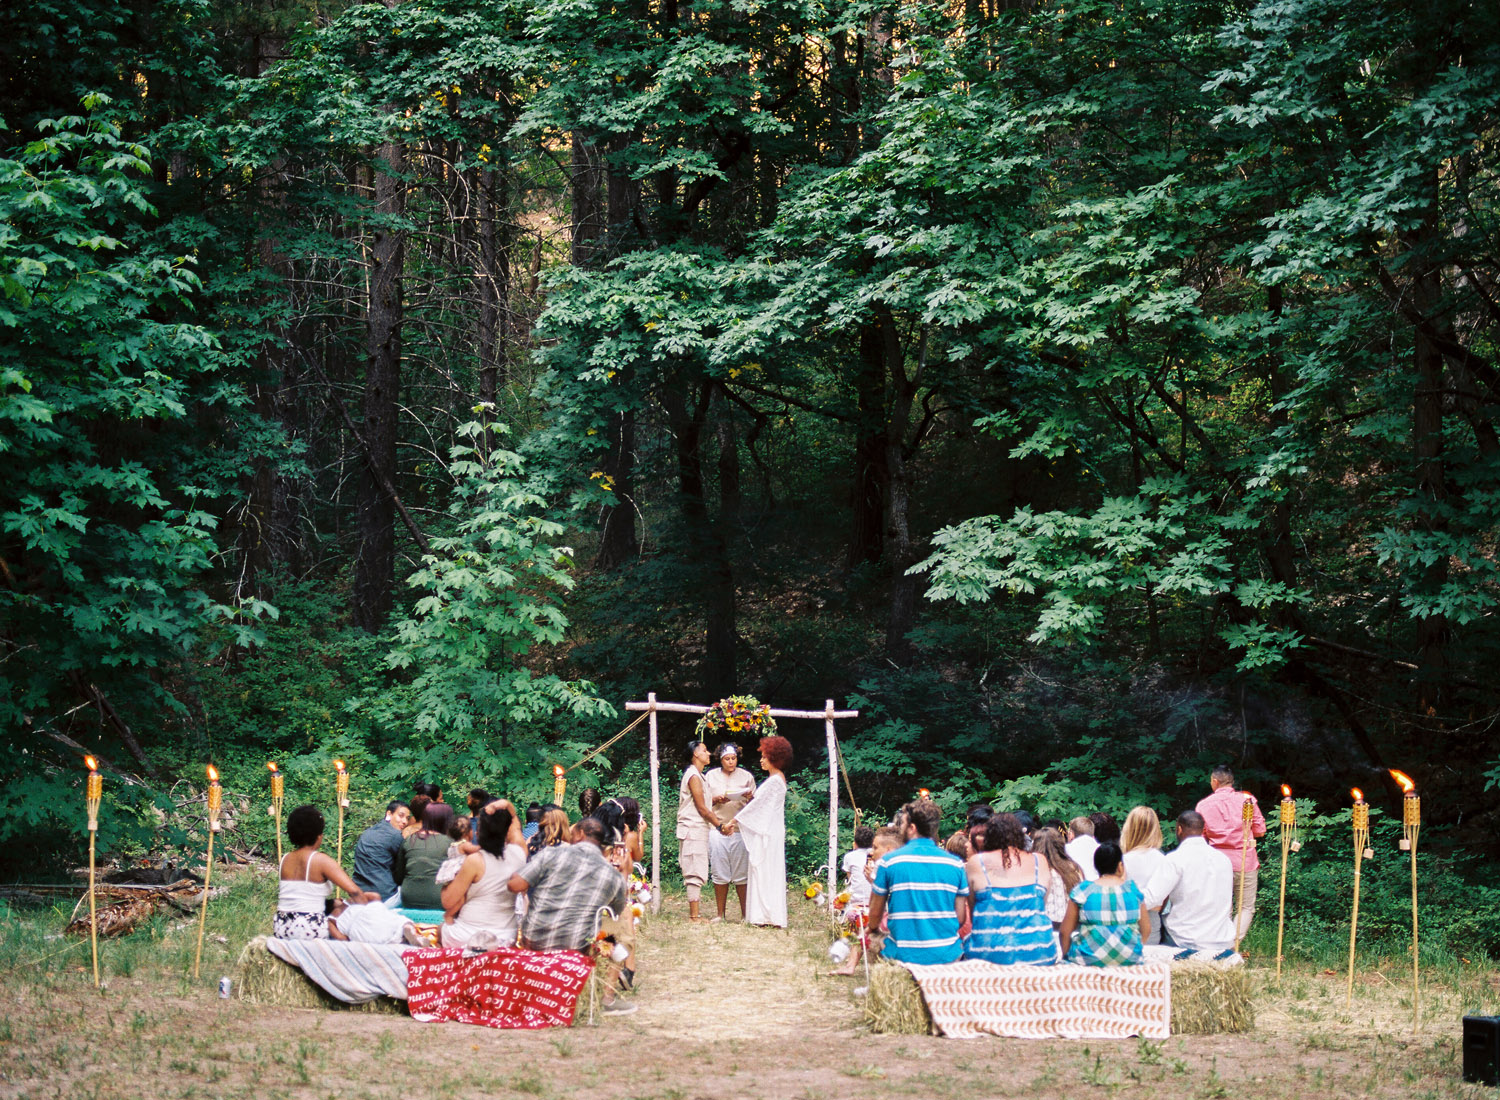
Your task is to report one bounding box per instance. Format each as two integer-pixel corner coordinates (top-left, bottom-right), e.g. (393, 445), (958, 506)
(600, 999), (638, 1016)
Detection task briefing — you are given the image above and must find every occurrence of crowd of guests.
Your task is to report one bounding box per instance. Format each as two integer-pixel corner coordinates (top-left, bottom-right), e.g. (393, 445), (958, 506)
(272, 779), (652, 1014)
(831, 765), (1264, 972)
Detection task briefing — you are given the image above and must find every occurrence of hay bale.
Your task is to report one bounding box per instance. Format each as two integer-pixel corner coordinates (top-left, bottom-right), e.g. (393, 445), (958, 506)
(232, 937), (405, 1014)
(1169, 961), (1254, 1034)
(862, 961), (934, 1035)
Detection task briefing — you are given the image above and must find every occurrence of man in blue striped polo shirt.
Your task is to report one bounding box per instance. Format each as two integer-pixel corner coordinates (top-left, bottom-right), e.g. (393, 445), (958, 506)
(868, 800), (970, 965)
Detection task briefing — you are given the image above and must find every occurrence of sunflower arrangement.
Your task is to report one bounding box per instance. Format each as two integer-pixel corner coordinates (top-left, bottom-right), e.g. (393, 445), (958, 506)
(695, 695), (776, 740)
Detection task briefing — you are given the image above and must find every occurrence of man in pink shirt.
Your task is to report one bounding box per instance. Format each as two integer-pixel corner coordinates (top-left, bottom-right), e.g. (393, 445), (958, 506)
(1195, 765), (1266, 941)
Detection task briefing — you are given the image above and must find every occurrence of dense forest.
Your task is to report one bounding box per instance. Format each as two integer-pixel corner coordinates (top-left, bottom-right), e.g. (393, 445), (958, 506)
(3, 0), (1498, 943)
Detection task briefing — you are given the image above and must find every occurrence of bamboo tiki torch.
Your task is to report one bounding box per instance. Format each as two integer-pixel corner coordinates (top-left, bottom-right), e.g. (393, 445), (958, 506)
(193, 764), (222, 980)
(1275, 784), (1298, 982)
(267, 762), (283, 865)
(1345, 787), (1370, 1007)
(85, 756), (102, 988)
(334, 760), (349, 894)
(1391, 769), (1420, 1031)
(1234, 794), (1255, 955)
(553, 764), (567, 806)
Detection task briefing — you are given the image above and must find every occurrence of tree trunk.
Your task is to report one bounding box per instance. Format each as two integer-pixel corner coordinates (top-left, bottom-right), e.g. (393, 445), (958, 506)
(883, 315), (921, 662)
(355, 132), (405, 632)
(570, 134), (605, 266)
(476, 166), (507, 423)
(663, 382), (736, 696)
(848, 320), (887, 568)
(1408, 218), (1449, 709)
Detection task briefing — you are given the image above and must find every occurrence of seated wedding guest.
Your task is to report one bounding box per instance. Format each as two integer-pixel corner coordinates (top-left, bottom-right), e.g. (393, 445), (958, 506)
(508, 817), (635, 1015)
(395, 802), (454, 910)
(276, 805), (379, 939)
(1014, 810), (1037, 849)
(578, 787), (602, 819)
(842, 825), (875, 905)
(966, 805), (992, 855)
(945, 830), (972, 859)
(529, 806), (571, 856)
(1060, 842), (1148, 966)
(441, 800), (528, 948)
(404, 794), (432, 839)
(1141, 810), (1234, 954)
(352, 800), (411, 901)
(963, 812), (1056, 966)
(830, 826), (900, 977)
(1089, 811), (1121, 845)
(414, 780), (442, 804)
(328, 898), (427, 945)
(1121, 806), (1167, 944)
(466, 789), (491, 841)
(1030, 827), (1083, 930)
(616, 796), (645, 869)
(869, 801), (969, 965)
(522, 803), (543, 841)
(1065, 816), (1100, 881)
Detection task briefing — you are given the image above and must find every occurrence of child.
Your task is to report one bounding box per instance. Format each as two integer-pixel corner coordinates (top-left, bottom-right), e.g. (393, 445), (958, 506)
(328, 898), (428, 945)
(435, 815), (477, 885)
(829, 826), (903, 976)
(841, 825), (876, 906)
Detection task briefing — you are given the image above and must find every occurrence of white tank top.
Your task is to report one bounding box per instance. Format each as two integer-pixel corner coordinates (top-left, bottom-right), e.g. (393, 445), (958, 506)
(278, 851), (334, 913)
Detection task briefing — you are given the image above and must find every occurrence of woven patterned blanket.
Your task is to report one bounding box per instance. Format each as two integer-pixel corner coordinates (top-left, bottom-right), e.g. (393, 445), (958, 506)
(902, 959), (1172, 1040)
(264, 939), (418, 1003)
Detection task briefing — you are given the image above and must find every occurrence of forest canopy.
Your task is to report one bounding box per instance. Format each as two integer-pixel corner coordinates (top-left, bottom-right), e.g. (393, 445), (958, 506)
(3, 0), (1498, 926)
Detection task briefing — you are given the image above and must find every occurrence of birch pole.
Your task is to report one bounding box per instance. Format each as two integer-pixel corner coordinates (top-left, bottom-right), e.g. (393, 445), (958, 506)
(825, 699), (838, 901)
(648, 692), (661, 914)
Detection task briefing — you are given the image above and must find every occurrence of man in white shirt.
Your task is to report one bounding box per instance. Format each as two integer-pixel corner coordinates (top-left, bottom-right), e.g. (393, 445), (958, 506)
(1141, 810), (1235, 954)
(1065, 816), (1100, 881)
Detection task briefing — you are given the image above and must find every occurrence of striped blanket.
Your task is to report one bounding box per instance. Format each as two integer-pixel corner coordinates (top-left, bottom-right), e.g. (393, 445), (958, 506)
(264, 939), (418, 1003)
(901, 959), (1173, 1040)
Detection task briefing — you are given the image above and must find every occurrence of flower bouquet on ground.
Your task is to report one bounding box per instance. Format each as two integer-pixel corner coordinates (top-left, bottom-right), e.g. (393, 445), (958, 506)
(695, 695), (776, 742)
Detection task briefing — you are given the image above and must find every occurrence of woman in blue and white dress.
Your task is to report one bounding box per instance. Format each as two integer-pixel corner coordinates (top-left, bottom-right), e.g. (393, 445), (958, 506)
(963, 812), (1058, 965)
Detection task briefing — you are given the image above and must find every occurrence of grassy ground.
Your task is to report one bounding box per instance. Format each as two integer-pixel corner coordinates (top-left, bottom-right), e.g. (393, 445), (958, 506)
(2, 867), (1498, 1099)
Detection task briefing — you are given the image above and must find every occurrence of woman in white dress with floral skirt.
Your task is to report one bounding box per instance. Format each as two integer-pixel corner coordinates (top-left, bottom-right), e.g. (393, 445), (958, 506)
(729, 736), (793, 928)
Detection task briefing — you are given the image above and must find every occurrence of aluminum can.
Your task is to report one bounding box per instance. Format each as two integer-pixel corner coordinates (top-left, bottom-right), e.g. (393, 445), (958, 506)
(218, 977), (232, 999)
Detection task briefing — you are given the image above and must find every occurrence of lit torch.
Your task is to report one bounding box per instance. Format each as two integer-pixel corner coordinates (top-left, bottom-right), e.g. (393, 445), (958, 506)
(267, 762), (284, 864)
(85, 756), (102, 988)
(553, 764), (567, 806)
(1234, 794), (1255, 955)
(917, 788), (931, 801)
(1391, 769), (1420, 1031)
(1345, 787), (1369, 1007)
(193, 764), (222, 980)
(334, 760), (349, 886)
(1275, 784), (1297, 982)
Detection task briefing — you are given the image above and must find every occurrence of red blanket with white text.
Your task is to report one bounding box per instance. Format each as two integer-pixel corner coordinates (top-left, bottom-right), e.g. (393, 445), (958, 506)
(405, 947), (594, 1029)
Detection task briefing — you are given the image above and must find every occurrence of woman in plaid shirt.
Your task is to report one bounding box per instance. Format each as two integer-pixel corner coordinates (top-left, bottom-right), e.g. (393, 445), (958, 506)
(1059, 842), (1150, 966)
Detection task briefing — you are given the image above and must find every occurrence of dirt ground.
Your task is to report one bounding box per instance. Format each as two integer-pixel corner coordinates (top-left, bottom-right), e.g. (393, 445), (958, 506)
(1, 889), (1494, 1100)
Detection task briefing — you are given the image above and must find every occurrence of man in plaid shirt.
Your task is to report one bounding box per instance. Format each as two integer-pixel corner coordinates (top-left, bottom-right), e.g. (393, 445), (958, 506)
(509, 816), (628, 952)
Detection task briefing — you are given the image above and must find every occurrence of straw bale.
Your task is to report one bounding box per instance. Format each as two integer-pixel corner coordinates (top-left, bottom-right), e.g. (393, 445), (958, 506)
(232, 937), (405, 1014)
(862, 961), (934, 1035)
(1169, 961), (1254, 1034)
(860, 959), (1253, 1036)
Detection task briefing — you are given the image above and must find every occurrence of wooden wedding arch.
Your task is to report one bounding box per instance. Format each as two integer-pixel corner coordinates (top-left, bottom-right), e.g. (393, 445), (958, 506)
(624, 694), (859, 911)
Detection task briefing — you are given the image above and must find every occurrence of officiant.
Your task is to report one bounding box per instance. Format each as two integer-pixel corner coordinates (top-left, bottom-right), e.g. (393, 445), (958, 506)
(706, 742), (755, 920)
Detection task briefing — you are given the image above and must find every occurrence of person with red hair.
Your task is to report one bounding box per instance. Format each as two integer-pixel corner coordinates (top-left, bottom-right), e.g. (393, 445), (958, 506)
(728, 735), (793, 927)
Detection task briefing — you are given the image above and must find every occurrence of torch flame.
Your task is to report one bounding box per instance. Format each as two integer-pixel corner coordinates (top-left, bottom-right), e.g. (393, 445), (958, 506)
(334, 759), (345, 772)
(206, 764), (219, 783)
(553, 764), (565, 778)
(1389, 769), (1415, 794)
(1281, 784), (1292, 798)
(85, 755), (98, 772)
(266, 761), (277, 773)
(1351, 787), (1363, 802)
(918, 788), (931, 800)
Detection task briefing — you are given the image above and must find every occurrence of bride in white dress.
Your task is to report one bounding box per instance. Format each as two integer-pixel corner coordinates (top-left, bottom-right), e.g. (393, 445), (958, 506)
(729, 736), (793, 928)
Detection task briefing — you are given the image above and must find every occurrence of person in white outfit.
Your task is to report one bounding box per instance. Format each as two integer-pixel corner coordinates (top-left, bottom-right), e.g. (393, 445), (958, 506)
(706, 742), (756, 920)
(677, 741), (719, 922)
(1140, 810), (1235, 954)
(1065, 816), (1100, 882)
(728, 736), (793, 928)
